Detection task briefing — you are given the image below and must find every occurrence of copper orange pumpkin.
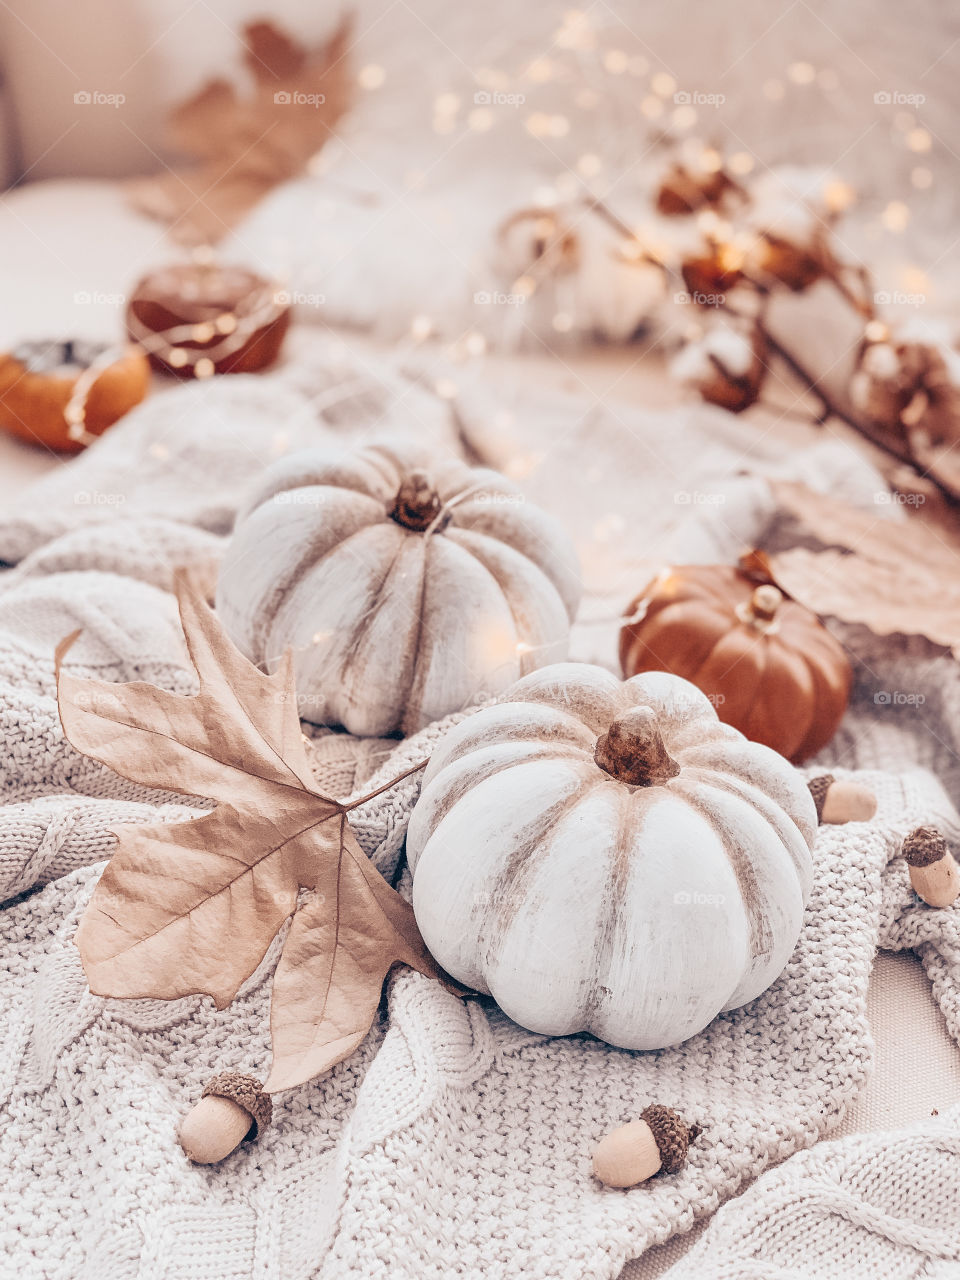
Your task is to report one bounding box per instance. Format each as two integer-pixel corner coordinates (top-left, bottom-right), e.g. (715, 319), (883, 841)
(619, 564), (851, 763)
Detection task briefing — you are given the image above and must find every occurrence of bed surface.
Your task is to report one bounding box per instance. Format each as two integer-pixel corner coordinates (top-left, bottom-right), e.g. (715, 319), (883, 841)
(1, 174), (957, 1279)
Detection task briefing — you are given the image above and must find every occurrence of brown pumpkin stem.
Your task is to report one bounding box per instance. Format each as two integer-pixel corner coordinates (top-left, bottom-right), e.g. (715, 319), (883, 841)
(594, 706), (681, 787)
(746, 584), (782, 623)
(390, 470), (444, 532)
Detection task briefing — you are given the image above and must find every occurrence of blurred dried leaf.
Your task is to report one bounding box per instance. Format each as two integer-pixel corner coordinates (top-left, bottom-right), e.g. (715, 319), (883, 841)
(58, 572), (441, 1094)
(129, 17), (353, 243)
(763, 481), (960, 657)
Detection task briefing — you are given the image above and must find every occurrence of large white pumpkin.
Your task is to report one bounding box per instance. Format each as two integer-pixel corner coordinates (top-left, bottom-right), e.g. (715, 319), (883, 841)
(407, 663), (816, 1050)
(216, 441), (580, 736)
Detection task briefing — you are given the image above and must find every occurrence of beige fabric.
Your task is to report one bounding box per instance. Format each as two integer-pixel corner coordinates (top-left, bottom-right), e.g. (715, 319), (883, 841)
(1, 178), (959, 1279)
(626, 949), (960, 1279)
(659, 1103), (960, 1278)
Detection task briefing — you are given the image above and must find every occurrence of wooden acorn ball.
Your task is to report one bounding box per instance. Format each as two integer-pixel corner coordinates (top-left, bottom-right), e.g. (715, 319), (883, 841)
(808, 775), (878, 825)
(179, 1072), (272, 1164)
(592, 1106), (701, 1189)
(902, 826), (960, 909)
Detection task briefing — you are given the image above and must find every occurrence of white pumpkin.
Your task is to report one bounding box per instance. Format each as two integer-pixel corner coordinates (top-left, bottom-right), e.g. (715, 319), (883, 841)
(407, 663), (816, 1050)
(216, 441), (581, 736)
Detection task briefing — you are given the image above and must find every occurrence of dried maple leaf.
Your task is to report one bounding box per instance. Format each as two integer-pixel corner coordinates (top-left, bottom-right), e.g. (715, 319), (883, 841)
(56, 572), (441, 1093)
(761, 481), (960, 658)
(129, 17), (353, 243)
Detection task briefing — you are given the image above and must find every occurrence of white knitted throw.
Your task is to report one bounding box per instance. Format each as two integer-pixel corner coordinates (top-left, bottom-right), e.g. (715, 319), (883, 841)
(661, 1105), (960, 1279)
(1, 358), (960, 1279)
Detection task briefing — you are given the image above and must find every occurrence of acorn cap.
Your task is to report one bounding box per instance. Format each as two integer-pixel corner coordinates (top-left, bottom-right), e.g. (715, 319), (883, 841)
(902, 825), (949, 869)
(808, 774), (835, 822)
(640, 1104), (701, 1174)
(201, 1072), (272, 1141)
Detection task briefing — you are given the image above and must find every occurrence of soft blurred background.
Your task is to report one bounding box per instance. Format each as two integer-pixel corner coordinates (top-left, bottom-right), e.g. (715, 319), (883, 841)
(1, 0), (958, 482)
(1, 4), (959, 1275)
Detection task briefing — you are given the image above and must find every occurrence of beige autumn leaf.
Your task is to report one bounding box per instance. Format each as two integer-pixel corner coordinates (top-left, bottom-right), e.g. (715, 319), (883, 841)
(56, 571), (441, 1094)
(763, 481), (960, 658)
(129, 17), (353, 243)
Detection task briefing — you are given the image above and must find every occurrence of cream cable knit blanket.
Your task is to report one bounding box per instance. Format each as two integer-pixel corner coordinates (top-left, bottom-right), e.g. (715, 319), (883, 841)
(661, 1105), (960, 1279)
(1, 356), (959, 1279)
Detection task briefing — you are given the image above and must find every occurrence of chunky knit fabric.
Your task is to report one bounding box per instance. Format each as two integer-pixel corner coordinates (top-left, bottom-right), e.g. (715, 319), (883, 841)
(661, 1106), (960, 1279)
(1, 364), (959, 1279)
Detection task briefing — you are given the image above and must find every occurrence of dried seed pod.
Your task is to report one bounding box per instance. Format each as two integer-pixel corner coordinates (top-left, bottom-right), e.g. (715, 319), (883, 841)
(669, 318), (767, 413)
(849, 327), (960, 499)
(656, 162), (744, 217)
(754, 233), (825, 291)
(592, 1105), (701, 1188)
(680, 245), (744, 299)
(179, 1072), (272, 1164)
(902, 826), (960, 909)
(808, 774), (877, 824)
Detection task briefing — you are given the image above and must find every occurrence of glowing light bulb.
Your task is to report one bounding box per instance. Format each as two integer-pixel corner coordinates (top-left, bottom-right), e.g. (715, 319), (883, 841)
(603, 49), (629, 75)
(881, 201), (910, 232)
(526, 57), (555, 83)
(358, 64), (386, 90)
(824, 180), (855, 213)
(788, 61), (816, 85)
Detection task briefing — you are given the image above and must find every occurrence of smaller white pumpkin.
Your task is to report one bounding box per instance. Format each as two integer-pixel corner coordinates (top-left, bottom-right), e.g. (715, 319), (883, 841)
(407, 663), (816, 1050)
(216, 441), (581, 737)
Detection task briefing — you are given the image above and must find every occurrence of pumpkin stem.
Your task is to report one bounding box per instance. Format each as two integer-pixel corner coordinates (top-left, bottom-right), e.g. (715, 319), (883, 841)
(744, 584), (782, 624)
(594, 707), (681, 787)
(390, 470), (444, 532)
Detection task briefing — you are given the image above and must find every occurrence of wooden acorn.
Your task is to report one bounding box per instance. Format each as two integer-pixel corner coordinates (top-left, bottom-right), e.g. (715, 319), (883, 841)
(178, 1072), (272, 1164)
(592, 1105), (701, 1189)
(902, 826), (960, 909)
(808, 774), (878, 825)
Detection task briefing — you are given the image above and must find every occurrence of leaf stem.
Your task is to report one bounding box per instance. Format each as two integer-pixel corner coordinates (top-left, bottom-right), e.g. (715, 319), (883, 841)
(344, 757), (431, 811)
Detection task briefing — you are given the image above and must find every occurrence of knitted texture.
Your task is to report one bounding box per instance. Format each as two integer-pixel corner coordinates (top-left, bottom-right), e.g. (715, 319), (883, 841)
(0, 371), (958, 1279)
(660, 1106), (960, 1279)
